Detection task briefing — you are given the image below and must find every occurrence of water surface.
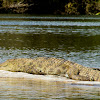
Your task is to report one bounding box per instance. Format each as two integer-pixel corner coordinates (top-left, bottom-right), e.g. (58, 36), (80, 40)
(0, 14), (100, 99)
(0, 78), (100, 100)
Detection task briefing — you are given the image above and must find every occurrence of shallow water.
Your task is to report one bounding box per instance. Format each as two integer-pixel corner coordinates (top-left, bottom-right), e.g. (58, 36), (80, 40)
(0, 78), (100, 100)
(0, 14), (100, 99)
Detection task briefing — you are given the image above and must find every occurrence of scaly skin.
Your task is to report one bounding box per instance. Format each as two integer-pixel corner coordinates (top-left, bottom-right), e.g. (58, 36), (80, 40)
(64, 61), (100, 81)
(0, 57), (100, 81)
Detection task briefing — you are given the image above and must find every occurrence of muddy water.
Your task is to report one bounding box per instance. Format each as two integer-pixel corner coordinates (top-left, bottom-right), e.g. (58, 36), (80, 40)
(0, 14), (100, 99)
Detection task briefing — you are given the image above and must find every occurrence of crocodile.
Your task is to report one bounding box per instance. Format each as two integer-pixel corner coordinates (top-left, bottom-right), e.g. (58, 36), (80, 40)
(0, 57), (100, 81)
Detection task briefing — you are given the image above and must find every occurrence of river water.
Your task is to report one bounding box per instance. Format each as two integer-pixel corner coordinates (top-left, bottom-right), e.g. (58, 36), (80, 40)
(0, 14), (100, 99)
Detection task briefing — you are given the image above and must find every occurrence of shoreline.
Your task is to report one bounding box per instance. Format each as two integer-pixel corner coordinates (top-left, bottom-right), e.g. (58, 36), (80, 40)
(0, 70), (100, 86)
(0, 1), (100, 15)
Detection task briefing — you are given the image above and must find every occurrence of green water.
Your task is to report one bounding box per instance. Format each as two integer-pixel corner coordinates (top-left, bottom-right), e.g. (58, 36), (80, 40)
(0, 14), (100, 99)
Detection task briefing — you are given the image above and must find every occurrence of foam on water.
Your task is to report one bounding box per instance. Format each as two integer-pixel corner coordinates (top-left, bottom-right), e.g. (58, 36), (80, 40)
(0, 70), (100, 86)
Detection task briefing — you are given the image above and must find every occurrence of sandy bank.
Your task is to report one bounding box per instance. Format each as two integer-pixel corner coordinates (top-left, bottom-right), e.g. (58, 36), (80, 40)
(0, 70), (100, 86)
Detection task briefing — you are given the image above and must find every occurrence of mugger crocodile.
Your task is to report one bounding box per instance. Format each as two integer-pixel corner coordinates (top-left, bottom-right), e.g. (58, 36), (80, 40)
(0, 57), (100, 81)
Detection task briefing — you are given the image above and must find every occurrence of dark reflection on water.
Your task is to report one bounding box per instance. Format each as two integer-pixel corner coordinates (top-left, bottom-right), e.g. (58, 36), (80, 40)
(0, 33), (100, 50)
(0, 78), (100, 100)
(0, 14), (100, 99)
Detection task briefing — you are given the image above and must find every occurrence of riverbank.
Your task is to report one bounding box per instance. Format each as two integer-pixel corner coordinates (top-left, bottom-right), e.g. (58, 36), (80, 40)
(0, 0), (100, 15)
(0, 70), (100, 86)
